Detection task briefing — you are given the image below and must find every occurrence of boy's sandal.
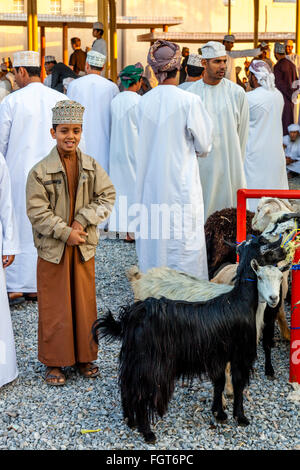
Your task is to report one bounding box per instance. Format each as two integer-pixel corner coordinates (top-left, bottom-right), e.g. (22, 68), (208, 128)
(45, 367), (66, 386)
(78, 362), (100, 378)
(9, 296), (25, 307)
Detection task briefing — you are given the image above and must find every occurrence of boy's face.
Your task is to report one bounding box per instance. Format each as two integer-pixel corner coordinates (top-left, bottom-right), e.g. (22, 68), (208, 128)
(50, 124), (82, 154)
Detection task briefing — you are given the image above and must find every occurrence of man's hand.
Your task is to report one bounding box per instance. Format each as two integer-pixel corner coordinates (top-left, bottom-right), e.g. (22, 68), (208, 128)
(286, 157), (296, 165)
(67, 229), (88, 246)
(2, 255), (15, 268)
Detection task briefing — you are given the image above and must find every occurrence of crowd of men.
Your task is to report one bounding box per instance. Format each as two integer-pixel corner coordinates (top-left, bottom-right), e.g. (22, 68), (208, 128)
(0, 29), (300, 387)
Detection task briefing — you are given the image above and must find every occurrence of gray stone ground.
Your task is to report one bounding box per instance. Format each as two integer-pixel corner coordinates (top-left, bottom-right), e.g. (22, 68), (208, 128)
(0, 176), (299, 450)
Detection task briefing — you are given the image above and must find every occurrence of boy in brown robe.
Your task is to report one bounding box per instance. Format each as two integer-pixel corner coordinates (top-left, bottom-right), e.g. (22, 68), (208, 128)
(26, 100), (116, 385)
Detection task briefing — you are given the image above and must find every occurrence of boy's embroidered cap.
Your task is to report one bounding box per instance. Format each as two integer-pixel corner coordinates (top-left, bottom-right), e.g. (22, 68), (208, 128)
(52, 100), (85, 124)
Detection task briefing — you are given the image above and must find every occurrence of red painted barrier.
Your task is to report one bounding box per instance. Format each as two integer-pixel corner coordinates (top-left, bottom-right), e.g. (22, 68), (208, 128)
(290, 247), (300, 383)
(236, 189), (300, 384)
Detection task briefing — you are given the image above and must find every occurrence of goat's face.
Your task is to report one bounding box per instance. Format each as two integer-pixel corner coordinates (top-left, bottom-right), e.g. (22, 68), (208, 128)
(262, 219), (296, 243)
(250, 259), (285, 308)
(258, 236), (287, 265)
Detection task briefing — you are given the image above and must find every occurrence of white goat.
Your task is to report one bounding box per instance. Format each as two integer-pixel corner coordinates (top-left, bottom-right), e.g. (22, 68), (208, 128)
(252, 197), (297, 234)
(127, 263), (284, 340)
(211, 260), (290, 341)
(251, 197), (300, 340)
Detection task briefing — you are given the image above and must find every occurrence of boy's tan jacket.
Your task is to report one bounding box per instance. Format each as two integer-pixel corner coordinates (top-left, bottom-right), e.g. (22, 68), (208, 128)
(26, 146), (116, 264)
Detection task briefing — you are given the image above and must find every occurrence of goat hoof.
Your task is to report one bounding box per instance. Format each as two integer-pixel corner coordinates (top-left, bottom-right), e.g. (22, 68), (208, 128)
(143, 431), (156, 444)
(126, 419), (137, 429)
(216, 411), (228, 424)
(235, 415), (250, 427)
(266, 374), (275, 381)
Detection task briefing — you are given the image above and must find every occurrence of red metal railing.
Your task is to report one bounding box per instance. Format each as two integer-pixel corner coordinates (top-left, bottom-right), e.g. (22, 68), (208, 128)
(236, 189), (300, 384)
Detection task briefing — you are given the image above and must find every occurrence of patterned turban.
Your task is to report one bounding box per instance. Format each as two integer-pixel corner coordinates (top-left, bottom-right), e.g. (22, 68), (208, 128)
(147, 40), (181, 84)
(249, 60), (275, 91)
(119, 63), (144, 88)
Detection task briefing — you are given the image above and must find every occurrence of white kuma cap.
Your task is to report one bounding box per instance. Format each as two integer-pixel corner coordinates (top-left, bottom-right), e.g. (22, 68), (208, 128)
(87, 50), (106, 68)
(224, 34), (235, 43)
(13, 51), (40, 67)
(187, 54), (202, 67)
(201, 41), (227, 59)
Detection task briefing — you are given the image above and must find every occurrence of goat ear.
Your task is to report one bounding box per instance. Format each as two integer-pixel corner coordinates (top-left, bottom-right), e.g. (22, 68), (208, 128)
(279, 262), (292, 273)
(276, 212), (300, 224)
(250, 259), (259, 273)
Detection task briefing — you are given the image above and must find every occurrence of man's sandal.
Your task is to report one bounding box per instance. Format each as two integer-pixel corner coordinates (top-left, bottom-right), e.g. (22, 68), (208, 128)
(78, 362), (100, 378)
(45, 367), (66, 386)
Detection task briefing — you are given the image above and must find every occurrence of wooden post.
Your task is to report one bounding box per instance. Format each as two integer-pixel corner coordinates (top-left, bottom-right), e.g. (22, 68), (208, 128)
(27, 0), (33, 50)
(109, 0), (117, 82)
(63, 23), (68, 65)
(297, 0), (300, 54)
(32, 0), (38, 52)
(40, 26), (46, 82)
(228, 0), (231, 35)
(98, 0), (109, 77)
(254, 0), (259, 48)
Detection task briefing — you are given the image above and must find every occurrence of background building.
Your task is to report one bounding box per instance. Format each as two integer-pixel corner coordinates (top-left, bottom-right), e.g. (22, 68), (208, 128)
(0, 0), (298, 73)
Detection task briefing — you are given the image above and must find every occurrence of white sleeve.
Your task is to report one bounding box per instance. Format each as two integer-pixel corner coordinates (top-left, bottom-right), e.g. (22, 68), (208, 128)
(0, 154), (20, 255)
(229, 48), (261, 59)
(0, 98), (12, 157)
(187, 95), (213, 158)
(237, 91), (250, 161)
(282, 135), (289, 147)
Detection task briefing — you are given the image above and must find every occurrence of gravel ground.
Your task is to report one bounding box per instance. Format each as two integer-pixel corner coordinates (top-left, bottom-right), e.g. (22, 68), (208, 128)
(1, 175), (300, 451)
(0, 234), (299, 451)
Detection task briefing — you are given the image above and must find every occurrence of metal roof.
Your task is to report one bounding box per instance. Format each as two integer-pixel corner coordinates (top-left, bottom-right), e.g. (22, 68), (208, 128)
(0, 13), (183, 29)
(137, 31), (295, 44)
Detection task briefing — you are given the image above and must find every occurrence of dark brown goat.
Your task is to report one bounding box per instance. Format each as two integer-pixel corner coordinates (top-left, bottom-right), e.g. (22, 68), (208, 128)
(205, 207), (260, 279)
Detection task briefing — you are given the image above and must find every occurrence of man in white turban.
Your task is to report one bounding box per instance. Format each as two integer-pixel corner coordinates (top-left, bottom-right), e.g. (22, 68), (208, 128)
(244, 60), (288, 212)
(135, 40), (213, 278)
(285, 39), (300, 74)
(67, 50), (119, 173)
(189, 41), (249, 221)
(283, 123), (300, 175)
(223, 34), (261, 83)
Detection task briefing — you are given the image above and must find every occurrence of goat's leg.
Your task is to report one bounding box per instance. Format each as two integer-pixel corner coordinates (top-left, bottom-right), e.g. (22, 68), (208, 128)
(277, 305), (290, 341)
(121, 392), (137, 429)
(224, 362), (234, 397)
(212, 373), (227, 423)
(231, 365), (250, 426)
(262, 320), (275, 379)
(136, 402), (156, 444)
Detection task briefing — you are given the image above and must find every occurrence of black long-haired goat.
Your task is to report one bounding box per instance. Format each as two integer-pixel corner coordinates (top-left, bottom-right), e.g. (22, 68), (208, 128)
(93, 237), (286, 444)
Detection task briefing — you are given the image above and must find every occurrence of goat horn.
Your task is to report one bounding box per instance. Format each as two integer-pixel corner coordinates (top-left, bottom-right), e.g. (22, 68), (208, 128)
(279, 262), (292, 272)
